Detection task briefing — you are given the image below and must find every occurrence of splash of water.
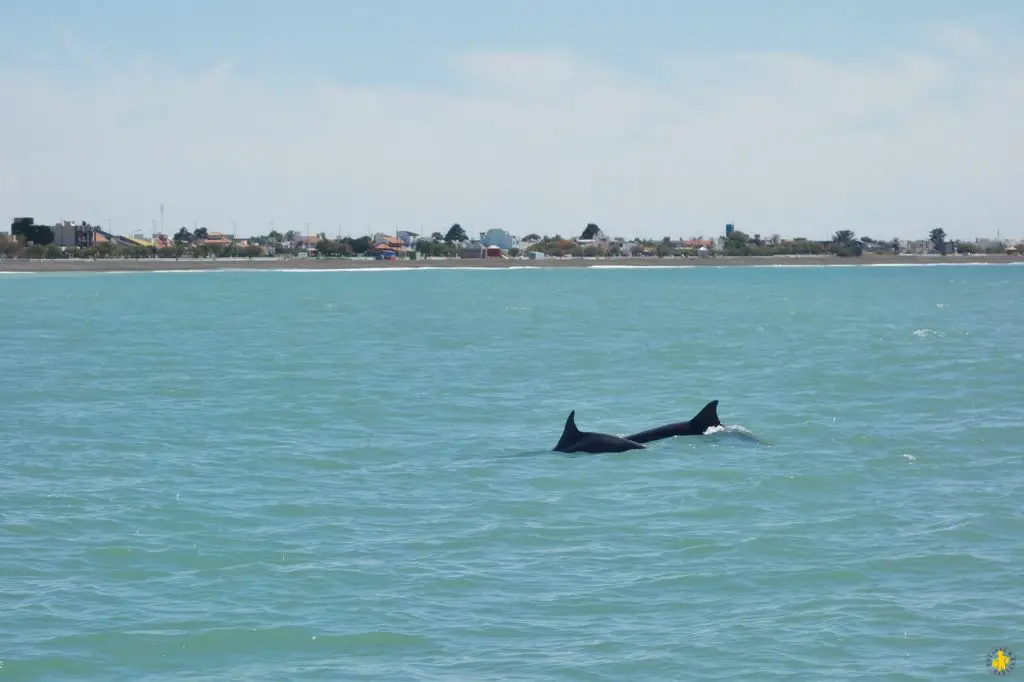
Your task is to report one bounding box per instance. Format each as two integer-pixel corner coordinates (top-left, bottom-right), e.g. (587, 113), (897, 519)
(704, 424), (772, 445)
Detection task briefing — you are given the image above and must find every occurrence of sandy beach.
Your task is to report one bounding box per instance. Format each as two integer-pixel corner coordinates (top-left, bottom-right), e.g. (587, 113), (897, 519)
(1, 253), (1021, 273)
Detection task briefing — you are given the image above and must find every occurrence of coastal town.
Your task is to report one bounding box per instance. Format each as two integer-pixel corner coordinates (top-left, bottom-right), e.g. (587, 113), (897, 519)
(2, 217), (1021, 263)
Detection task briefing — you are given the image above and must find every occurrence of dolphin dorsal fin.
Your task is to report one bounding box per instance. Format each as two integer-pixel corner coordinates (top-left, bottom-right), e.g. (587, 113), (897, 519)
(691, 400), (721, 433)
(553, 410), (581, 451)
(564, 410), (581, 437)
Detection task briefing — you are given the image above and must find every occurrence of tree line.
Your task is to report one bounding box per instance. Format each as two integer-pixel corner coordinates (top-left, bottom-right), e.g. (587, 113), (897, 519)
(3, 218), (1019, 260)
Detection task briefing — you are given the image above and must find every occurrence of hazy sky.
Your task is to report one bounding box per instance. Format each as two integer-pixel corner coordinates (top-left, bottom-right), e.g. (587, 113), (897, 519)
(2, 0), (1022, 241)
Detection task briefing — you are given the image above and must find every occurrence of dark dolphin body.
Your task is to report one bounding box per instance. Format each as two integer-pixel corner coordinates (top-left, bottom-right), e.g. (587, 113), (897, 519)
(625, 400), (722, 443)
(552, 411), (647, 454)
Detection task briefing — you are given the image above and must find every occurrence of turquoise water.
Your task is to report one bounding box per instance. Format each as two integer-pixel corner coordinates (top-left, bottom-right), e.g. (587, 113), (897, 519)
(1, 264), (1022, 681)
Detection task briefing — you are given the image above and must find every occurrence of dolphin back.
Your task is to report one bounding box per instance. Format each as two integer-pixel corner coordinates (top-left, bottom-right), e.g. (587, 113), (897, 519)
(626, 400), (722, 443)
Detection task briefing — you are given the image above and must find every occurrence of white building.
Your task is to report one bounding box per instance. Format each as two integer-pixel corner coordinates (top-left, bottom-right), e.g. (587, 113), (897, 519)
(478, 229), (520, 250)
(52, 221), (80, 246)
(51, 220), (97, 247)
(396, 230), (418, 247)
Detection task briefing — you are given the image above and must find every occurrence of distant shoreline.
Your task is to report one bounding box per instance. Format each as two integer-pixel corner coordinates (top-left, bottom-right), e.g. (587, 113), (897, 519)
(1, 253), (1021, 273)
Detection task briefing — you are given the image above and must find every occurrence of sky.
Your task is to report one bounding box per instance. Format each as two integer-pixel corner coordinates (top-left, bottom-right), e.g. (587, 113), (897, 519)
(1, 0), (1022, 241)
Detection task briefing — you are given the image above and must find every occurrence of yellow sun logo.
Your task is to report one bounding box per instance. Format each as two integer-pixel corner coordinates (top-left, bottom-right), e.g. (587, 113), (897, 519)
(988, 648), (1016, 675)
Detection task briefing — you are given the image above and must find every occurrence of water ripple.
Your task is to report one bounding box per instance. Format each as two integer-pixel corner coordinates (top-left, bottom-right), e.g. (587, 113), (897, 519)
(1, 265), (1022, 681)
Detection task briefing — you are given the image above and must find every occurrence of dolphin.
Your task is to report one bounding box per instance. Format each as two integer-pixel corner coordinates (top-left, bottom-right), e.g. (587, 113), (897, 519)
(624, 400), (722, 443)
(552, 411), (647, 454)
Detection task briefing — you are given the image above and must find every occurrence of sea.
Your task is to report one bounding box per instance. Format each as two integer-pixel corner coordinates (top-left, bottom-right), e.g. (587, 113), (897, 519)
(1, 263), (1022, 681)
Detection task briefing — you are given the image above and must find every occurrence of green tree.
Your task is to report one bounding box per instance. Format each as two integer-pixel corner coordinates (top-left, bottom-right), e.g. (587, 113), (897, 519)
(317, 238), (353, 257)
(523, 233), (540, 242)
(11, 218), (55, 245)
(198, 244), (224, 258)
(832, 243), (863, 257)
(929, 227), (946, 252)
(416, 239), (458, 257)
(581, 223), (601, 240)
(833, 230), (855, 246)
(96, 242), (118, 258)
(722, 230), (751, 255)
(173, 227), (193, 243)
(194, 227), (209, 241)
(343, 236), (372, 255)
(445, 223), (468, 242)
(431, 231), (444, 242)
(0, 233), (22, 257)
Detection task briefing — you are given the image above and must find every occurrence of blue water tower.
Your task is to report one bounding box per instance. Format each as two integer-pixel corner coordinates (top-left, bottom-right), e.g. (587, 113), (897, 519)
(725, 224), (734, 237)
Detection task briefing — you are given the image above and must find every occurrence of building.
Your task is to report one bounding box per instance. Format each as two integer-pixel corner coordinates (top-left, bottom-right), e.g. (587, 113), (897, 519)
(396, 231), (419, 248)
(199, 231), (234, 248)
(373, 243), (398, 259)
(462, 241), (486, 258)
(974, 238), (1005, 251)
(478, 229), (520, 250)
(681, 239), (714, 249)
(51, 221), (97, 248)
(152, 234), (175, 249)
(372, 233), (405, 250)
